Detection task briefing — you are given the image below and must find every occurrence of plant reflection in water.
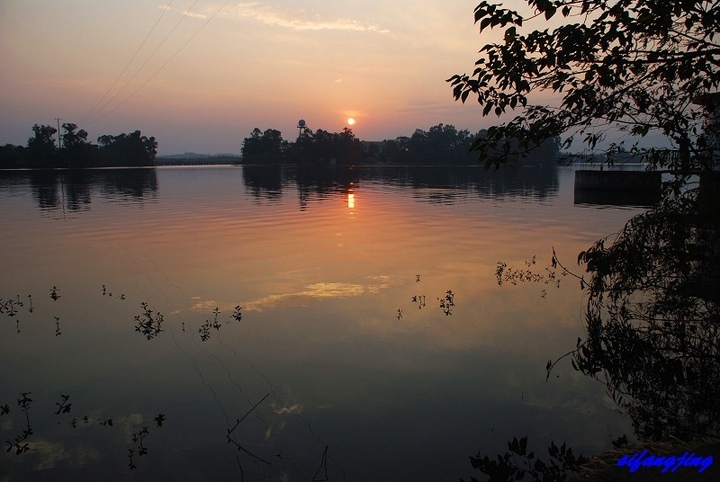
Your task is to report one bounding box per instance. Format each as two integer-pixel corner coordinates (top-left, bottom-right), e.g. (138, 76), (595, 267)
(2, 271), (460, 479)
(0, 282), (332, 478)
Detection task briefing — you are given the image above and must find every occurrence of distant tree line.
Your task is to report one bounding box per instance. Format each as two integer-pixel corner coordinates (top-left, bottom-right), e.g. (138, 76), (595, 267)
(0, 123), (158, 169)
(241, 123), (561, 165)
(241, 127), (365, 164)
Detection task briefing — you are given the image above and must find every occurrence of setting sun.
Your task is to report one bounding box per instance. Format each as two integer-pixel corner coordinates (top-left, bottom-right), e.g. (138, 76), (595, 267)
(347, 118), (356, 126)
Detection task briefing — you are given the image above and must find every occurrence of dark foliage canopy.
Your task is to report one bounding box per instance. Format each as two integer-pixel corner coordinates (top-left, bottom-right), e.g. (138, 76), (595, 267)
(241, 123), (560, 165)
(241, 127), (364, 164)
(457, 0), (720, 444)
(573, 183), (720, 439)
(449, 0), (720, 170)
(0, 123), (157, 168)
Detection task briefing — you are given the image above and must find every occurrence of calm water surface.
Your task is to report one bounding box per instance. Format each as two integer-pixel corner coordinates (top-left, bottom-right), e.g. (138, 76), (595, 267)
(0, 165), (641, 481)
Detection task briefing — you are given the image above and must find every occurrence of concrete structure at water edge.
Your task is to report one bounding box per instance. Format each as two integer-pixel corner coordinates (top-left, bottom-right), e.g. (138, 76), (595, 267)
(574, 170), (662, 206)
(574, 170), (662, 191)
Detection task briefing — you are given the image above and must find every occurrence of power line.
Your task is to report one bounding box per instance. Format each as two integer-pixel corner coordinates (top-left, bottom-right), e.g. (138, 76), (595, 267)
(80, 0), (176, 124)
(91, 0), (232, 123)
(84, 0), (211, 124)
(85, 0), (200, 123)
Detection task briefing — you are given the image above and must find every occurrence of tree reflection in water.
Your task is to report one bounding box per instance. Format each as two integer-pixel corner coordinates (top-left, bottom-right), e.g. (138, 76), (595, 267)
(474, 180), (720, 481)
(572, 183), (720, 440)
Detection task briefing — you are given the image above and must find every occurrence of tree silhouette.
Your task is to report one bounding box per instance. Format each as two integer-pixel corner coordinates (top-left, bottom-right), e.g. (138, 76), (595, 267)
(27, 124), (57, 151)
(572, 185), (720, 439)
(241, 128), (287, 163)
(448, 0), (720, 171)
(26, 124), (57, 167)
(96, 130), (157, 166)
(61, 123), (89, 150)
(1, 123), (158, 168)
(450, 0), (720, 449)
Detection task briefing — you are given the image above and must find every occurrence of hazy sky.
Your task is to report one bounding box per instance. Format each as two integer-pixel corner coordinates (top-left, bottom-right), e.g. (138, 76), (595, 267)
(0, 0), (526, 155)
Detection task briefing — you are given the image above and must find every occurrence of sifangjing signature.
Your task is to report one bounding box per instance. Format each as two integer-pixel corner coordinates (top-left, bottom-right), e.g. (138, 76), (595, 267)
(617, 450), (713, 474)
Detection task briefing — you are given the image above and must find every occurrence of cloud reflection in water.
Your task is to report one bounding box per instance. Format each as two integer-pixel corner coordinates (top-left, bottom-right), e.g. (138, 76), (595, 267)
(244, 278), (389, 312)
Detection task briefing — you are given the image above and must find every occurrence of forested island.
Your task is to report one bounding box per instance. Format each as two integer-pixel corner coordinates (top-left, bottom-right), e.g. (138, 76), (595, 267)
(241, 123), (561, 165)
(0, 123), (157, 169)
(1, 121), (561, 169)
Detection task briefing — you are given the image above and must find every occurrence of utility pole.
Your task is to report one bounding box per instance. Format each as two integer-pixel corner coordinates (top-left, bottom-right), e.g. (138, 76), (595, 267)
(55, 117), (62, 148)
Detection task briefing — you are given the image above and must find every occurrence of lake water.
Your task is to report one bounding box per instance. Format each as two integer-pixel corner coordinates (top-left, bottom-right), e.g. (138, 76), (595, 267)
(0, 164), (641, 481)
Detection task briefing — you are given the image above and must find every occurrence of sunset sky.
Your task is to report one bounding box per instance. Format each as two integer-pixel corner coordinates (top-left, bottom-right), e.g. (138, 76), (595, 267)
(0, 1), (529, 155)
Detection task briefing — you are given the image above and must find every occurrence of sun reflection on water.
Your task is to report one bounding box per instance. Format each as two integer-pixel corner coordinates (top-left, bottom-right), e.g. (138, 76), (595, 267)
(347, 183), (355, 212)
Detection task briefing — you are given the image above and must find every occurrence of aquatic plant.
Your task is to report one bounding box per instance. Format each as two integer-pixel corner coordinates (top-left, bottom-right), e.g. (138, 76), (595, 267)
(126, 415), (164, 469)
(4, 392), (33, 455)
(127, 426), (150, 469)
(1, 283), (327, 478)
(127, 449), (137, 470)
(0, 296), (30, 333)
(232, 305), (243, 322)
(198, 307), (222, 341)
(54, 394), (71, 415)
(495, 254), (568, 291)
(200, 306), (242, 341)
(134, 302), (164, 340)
(462, 436), (587, 482)
(438, 290), (455, 316)
(154, 413), (165, 427)
(70, 415), (114, 429)
(1, 297), (21, 318)
(101, 284), (125, 300)
(2, 390), (135, 465)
